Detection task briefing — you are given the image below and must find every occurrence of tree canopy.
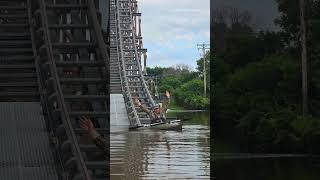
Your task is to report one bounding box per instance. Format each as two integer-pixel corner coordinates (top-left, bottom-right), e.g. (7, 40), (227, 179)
(212, 1), (320, 153)
(146, 60), (209, 110)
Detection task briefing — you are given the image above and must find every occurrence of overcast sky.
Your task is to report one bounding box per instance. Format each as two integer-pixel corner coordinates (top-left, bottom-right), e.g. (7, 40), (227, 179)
(213, 0), (280, 31)
(139, 0), (210, 70)
(106, 0), (278, 70)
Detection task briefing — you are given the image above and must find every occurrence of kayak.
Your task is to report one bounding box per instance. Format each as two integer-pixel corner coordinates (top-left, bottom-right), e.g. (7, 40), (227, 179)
(149, 120), (182, 131)
(133, 119), (182, 131)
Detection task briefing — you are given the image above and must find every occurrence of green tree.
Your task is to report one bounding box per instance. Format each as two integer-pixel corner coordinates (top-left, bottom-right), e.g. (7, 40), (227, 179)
(212, 0), (320, 153)
(175, 79), (209, 109)
(159, 76), (182, 93)
(146, 66), (167, 76)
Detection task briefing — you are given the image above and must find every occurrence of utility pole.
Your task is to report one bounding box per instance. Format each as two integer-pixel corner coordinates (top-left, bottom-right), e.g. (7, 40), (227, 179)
(299, 0), (308, 115)
(197, 43), (210, 96)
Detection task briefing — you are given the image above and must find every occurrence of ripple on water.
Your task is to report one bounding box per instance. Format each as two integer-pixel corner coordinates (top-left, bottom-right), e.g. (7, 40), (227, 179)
(110, 124), (210, 179)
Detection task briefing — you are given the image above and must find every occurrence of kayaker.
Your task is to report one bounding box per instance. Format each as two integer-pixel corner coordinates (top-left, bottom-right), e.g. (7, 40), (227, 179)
(134, 91), (171, 124)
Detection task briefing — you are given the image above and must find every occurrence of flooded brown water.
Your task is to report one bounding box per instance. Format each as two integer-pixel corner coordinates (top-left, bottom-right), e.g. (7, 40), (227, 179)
(110, 112), (210, 180)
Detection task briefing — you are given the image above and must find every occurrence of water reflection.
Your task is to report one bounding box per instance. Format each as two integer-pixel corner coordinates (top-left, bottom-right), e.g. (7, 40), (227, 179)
(110, 112), (210, 179)
(215, 158), (320, 180)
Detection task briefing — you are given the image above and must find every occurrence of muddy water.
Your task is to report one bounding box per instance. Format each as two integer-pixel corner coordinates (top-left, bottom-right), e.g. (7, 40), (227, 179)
(110, 111), (210, 180)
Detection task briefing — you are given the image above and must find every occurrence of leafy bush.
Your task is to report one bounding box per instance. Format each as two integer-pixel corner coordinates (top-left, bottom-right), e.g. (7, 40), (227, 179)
(175, 80), (209, 109)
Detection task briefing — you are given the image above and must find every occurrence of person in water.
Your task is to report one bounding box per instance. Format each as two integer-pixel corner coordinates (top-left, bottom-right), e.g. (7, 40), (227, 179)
(134, 91), (171, 124)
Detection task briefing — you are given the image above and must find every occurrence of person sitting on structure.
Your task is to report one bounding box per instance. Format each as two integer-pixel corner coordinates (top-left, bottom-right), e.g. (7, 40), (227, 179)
(134, 91), (171, 124)
(79, 116), (107, 153)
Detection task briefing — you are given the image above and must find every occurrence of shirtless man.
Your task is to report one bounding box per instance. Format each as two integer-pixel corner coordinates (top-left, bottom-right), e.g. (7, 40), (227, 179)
(134, 91), (171, 124)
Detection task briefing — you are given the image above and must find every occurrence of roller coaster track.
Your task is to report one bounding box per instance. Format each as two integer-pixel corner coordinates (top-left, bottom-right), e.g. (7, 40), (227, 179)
(0, 0), (108, 179)
(110, 0), (156, 128)
(0, 0), (39, 102)
(0, 0), (154, 178)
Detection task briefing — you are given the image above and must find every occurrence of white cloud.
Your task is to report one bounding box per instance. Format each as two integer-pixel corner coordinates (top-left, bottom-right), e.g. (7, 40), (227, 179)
(138, 0), (210, 69)
(174, 9), (202, 13)
(140, 0), (210, 10)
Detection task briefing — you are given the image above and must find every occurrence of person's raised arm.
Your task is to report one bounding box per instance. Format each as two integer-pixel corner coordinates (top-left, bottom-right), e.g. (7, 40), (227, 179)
(134, 98), (151, 114)
(162, 91), (171, 112)
(79, 116), (107, 152)
(133, 98), (141, 106)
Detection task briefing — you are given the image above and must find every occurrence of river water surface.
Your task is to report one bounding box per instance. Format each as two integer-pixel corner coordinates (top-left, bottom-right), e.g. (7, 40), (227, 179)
(215, 134), (320, 180)
(110, 111), (210, 180)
